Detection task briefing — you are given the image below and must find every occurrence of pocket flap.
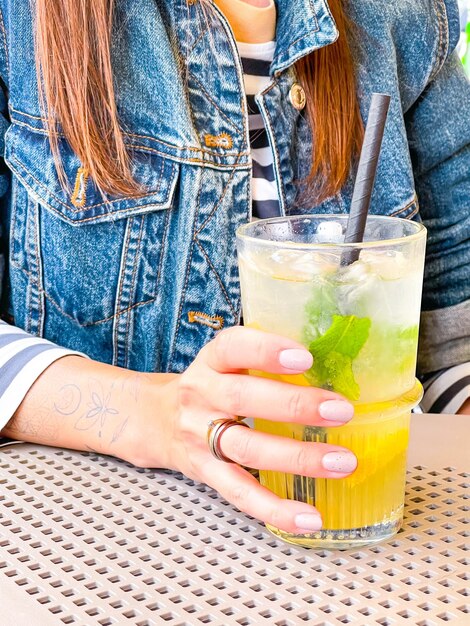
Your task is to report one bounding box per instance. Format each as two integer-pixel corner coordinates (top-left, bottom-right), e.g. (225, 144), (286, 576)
(5, 124), (179, 225)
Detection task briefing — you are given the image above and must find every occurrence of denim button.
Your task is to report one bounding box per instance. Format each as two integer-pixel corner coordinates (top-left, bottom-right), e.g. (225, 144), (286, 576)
(289, 83), (306, 110)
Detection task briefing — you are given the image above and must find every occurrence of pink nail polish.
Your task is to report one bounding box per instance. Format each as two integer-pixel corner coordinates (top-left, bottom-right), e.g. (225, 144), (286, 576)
(319, 400), (354, 422)
(279, 349), (313, 371)
(294, 513), (323, 531)
(322, 451), (357, 473)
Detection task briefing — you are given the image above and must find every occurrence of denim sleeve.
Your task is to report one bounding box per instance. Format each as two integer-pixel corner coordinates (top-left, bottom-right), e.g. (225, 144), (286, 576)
(405, 50), (470, 374)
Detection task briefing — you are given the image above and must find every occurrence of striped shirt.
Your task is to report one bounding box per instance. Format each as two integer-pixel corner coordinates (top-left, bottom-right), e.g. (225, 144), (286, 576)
(420, 363), (470, 414)
(237, 41), (281, 219)
(0, 321), (81, 439)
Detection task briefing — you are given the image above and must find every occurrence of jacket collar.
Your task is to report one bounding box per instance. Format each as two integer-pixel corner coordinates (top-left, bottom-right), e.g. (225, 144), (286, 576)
(272, 0), (338, 74)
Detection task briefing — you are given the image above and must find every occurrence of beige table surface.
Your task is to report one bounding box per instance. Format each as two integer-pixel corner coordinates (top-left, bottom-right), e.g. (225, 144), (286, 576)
(0, 413), (468, 626)
(408, 413), (469, 472)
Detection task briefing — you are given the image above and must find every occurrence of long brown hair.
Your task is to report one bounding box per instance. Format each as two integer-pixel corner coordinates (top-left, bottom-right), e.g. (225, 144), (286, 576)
(35, 0), (363, 203)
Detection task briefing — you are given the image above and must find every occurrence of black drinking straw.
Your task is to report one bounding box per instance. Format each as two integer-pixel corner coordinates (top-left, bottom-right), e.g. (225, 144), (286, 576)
(297, 95), (391, 515)
(341, 93), (391, 266)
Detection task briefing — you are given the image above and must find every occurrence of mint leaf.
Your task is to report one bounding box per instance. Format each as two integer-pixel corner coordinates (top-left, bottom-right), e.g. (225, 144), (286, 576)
(305, 315), (371, 400)
(309, 315), (371, 359)
(324, 352), (361, 399)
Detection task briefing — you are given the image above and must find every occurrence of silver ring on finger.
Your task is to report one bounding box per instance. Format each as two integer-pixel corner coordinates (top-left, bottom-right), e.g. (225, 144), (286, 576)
(207, 417), (250, 463)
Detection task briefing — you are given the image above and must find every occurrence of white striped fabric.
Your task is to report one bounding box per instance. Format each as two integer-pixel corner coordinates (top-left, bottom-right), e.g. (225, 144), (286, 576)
(0, 321), (84, 435)
(421, 362), (470, 414)
(236, 40), (281, 219)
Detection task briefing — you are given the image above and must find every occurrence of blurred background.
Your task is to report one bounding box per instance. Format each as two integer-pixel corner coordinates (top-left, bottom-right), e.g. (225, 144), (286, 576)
(458, 0), (470, 75)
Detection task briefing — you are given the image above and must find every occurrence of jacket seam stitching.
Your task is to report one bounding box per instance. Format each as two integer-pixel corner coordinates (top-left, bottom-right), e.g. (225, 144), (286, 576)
(155, 206), (172, 290)
(430, 0), (449, 80)
(187, 22), (210, 57)
(9, 105), (249, 159)
(273, 23), (321, 72)
(9, 121), (250, 167)
(206, 1), (248, 148)
(195, 240), (237, 318)
(188, 70), (243, 134)
(285, 21), (320, 52)
(23, 200), (33, 332)
(42, 291), (156, 327)
(124, 216), (146, 367)
(9, 175), (19, 264)
(33, 200), (45, 336)
(26, 202), (40, 333)
(113, 218), (135, 364)
(129, 144), (250, 167)
(184, 67), (203, 156)
(406, 204), (419, 219)
(0, 8), (10, 79)
(260, 84), (287, 209)
(10, 153), (174, 213)
(390, 194), (419, 218)
(126, 132), (244, 158)
(196, 166), (238, 235)
(9, 173), (170, 225)
(169, 172), (203, 370)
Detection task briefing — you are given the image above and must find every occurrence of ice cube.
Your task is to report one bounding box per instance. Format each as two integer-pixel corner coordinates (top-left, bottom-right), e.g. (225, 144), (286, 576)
(316, 220), (344, 243)
(360, 250), (409, 280)
(338, 258), (371, 284)
(336, 257), (422, 326)
(271, 249), (338, 280)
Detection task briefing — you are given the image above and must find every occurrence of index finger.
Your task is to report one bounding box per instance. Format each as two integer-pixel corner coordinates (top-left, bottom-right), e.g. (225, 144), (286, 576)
(205, 326), (314, 374)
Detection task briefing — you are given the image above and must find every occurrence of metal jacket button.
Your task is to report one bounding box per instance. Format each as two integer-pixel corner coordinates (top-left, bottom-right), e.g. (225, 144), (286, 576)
(289, 83), (306, 110)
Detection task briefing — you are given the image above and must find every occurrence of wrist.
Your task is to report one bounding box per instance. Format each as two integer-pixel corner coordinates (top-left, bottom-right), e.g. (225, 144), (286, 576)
(111, 372), (180, 469)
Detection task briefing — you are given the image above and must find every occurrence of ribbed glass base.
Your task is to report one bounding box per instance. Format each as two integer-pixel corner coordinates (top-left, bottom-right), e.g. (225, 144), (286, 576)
(256, 383), (423, 550)
(266, 515), (403, 550)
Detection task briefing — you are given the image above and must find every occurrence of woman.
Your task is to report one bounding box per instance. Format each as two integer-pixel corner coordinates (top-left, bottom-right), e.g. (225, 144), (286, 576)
(0, 0), (468, 534)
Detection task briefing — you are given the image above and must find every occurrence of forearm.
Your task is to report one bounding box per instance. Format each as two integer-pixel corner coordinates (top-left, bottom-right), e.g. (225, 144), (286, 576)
(0, 355), (178, 465)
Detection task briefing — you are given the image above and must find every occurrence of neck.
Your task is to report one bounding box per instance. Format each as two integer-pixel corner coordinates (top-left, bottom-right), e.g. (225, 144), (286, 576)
(213, 0), (276, 43)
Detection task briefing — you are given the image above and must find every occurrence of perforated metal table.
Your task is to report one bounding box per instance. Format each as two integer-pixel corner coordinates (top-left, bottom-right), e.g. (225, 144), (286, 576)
(0, 414), (468, 626)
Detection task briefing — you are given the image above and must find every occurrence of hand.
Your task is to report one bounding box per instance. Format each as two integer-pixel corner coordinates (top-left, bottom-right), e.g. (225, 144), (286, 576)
(130, 327), (357, 535)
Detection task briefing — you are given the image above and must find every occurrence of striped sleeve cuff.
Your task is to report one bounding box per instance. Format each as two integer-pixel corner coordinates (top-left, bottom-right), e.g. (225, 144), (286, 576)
(0, 322), (87, 432)
(420, 361), (470, 414)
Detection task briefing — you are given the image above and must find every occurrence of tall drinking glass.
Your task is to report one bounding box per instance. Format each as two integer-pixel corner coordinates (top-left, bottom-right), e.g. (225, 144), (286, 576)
(236, 215), (426, 549)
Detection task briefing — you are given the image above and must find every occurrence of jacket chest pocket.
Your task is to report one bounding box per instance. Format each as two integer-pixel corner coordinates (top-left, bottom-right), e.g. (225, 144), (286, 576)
(5, 124), (179, 327)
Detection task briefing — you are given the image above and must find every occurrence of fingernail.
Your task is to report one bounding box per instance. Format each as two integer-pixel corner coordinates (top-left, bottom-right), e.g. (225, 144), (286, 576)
(279, 349), (313, 371)
(294, 513), (323, 531)
(319, 400), (354, 423)
(322, 451), (358, 473)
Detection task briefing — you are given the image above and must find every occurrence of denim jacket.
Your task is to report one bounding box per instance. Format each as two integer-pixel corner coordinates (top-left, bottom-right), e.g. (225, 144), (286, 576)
(0, 0), (468, 375)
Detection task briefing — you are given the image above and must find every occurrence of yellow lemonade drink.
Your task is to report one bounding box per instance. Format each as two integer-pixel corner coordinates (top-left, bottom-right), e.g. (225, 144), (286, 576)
(237, 215), (426, 549)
